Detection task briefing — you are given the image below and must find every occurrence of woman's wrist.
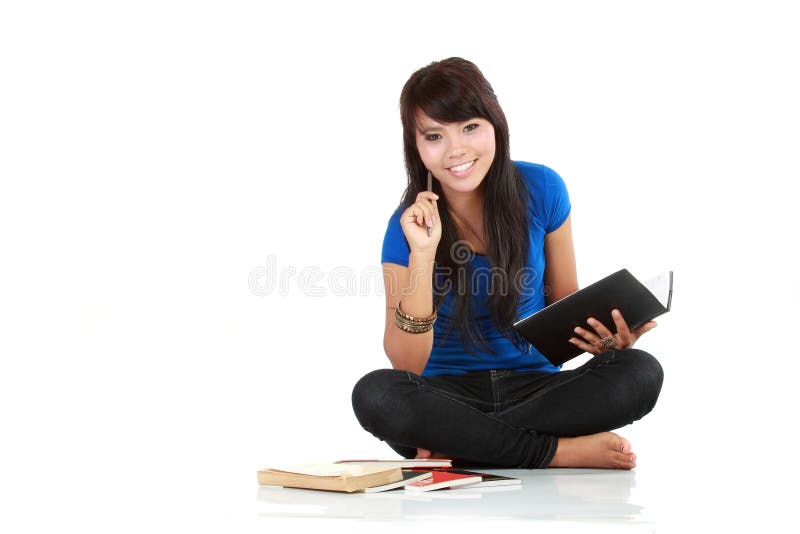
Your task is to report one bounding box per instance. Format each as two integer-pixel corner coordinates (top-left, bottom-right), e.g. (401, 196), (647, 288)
(409, 249), (436, 264)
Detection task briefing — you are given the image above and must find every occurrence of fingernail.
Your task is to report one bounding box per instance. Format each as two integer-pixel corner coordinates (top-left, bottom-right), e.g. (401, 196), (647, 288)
(574, 327), (581, 334)
(612, 310), (620, 318)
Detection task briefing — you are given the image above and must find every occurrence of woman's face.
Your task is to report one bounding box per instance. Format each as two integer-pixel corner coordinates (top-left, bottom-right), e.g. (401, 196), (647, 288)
(414, 110), (496, 198)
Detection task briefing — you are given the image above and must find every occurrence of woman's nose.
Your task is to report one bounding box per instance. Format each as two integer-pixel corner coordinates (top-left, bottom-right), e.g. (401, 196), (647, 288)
(447, 140), (466, 159)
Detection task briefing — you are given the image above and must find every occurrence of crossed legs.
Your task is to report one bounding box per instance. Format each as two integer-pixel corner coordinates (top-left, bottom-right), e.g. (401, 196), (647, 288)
(351, 349), (663, 469)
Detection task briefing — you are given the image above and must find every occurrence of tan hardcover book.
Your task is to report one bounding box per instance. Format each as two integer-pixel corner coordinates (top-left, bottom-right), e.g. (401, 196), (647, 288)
(257, 463), (403, 493)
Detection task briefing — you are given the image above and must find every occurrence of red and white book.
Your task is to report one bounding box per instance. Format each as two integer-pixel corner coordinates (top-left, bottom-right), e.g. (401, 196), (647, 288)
(404, 469), (481, 492)
(360, 470), (433, 493)
(436, 469), (522, 489)
(335, 458), (452, 469)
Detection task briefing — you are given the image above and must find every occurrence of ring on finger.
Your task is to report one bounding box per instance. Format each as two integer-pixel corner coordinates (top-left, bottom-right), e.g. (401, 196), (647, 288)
(600, 335), (616, 351)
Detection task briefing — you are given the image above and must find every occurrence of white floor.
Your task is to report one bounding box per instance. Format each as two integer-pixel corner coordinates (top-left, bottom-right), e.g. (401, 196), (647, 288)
(3, 457), (792, 533)
(254, 465), (791, 532)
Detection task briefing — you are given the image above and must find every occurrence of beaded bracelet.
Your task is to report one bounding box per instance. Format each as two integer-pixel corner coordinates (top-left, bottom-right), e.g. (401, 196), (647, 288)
(394, 314), (435, 333)
(394, 302), (437, 334)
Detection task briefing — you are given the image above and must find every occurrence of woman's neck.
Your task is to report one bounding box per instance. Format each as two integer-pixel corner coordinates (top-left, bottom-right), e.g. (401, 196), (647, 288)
(443, 184), (485, 221)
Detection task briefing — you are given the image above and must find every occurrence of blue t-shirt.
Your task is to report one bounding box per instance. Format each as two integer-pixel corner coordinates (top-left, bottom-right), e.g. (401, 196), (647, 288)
(381, 161), (572, 376)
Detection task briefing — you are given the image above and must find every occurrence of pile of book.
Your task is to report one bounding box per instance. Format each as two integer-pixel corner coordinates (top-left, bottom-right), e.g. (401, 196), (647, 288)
(257, 459), (520, 493)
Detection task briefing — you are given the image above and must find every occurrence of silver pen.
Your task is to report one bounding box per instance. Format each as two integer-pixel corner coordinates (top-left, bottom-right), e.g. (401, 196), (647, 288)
(427, 171), (433, 237)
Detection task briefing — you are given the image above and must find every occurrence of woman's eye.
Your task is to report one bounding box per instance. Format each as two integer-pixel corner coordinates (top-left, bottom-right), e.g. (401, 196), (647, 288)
(464, 123), (479, 132)
(426, 133), (442, 141)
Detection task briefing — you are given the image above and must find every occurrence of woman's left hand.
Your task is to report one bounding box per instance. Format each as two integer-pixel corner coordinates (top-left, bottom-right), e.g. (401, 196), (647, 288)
(569, 309), (657, 355)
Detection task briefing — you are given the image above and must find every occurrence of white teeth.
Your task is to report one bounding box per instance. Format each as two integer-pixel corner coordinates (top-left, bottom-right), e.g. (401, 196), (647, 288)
(450, 160), (475, 172)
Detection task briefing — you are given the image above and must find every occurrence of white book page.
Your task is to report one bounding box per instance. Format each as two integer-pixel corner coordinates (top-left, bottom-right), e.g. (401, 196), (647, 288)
(642, 271), (672, 309)
(267, 463), (382, 477)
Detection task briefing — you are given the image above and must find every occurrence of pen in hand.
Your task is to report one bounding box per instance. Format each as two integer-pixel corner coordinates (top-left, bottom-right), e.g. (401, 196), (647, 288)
(427, 171), (433, 237)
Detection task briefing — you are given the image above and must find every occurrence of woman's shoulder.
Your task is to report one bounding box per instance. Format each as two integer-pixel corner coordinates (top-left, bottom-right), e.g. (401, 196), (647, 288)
(512, 160), (571, 233)
(512, 160), (563, 190)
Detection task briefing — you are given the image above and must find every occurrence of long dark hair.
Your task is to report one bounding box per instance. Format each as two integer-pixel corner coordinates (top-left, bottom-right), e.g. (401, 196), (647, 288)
(399, 57), (531, 356)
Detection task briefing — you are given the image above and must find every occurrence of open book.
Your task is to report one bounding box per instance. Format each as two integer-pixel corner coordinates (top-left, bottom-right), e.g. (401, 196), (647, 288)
(513, 269), (673, 366)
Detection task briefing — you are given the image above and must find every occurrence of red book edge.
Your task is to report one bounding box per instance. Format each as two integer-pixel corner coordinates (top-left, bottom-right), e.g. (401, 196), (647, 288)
(405, 469), (481, 490)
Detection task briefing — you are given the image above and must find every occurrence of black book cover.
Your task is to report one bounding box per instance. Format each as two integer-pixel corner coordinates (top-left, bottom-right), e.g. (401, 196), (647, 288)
(513, 269), (673, 366)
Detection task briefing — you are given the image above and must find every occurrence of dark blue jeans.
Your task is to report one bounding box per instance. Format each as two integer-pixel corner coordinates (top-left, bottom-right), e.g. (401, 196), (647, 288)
(351, 349), (663, 469)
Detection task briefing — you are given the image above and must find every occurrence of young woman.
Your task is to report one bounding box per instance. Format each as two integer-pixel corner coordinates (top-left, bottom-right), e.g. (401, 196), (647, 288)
(351, 57), (663, 469)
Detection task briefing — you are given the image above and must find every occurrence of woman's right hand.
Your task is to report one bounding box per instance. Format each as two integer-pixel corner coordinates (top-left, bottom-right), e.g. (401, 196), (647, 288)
(400, 191), (441, 256)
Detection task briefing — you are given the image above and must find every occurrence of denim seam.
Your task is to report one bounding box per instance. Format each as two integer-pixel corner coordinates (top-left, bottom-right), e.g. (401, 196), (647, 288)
(402, 371), (557, 468)
(496, 351), (618, 418)
(406, 371), (495, 408)
(407, 373), (525, 425)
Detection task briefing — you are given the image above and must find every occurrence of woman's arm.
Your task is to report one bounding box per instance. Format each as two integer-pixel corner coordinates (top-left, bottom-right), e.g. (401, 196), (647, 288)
(543, 214), (579, 306)
(382, 252), (436, 375)
(381, 190), (441, 375)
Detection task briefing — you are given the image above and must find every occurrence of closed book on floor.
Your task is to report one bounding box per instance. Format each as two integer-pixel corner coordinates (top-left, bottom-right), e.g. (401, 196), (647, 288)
(360, 470), (433, 493)
(405, 470), (482, 492)
(257, 463), (403, 493)
(513, 269), (673, 366)
(434, 469), (521, 489)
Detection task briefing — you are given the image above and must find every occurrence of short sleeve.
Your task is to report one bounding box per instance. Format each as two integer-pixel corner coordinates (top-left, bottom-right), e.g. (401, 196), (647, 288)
(515, 161), (572, 233)
(381, 208), (410, 266)
(543, 166), (571, 233)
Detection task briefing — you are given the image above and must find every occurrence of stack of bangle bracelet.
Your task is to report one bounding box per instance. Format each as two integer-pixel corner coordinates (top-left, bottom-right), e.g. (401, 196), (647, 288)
(394, 301), (437, 334)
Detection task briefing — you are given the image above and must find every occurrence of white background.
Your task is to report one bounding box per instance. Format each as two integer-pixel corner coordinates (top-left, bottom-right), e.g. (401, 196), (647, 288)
(1, 1), (798, 531)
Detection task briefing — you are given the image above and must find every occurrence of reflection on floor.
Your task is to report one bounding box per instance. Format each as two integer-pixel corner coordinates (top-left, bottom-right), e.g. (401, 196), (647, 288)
(257, 468), (649, 526)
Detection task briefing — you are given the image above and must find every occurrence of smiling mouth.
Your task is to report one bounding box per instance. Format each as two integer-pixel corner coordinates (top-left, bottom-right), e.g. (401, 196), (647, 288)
(448, 160), (476, 172)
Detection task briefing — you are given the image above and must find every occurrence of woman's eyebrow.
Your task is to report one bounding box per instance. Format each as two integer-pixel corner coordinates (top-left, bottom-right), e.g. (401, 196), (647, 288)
(417, 123), (443, 134)
(417, 118), (479, 133)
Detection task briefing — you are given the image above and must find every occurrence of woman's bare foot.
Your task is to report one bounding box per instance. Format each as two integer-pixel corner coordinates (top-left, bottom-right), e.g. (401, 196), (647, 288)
(548, 432), (637, 469)
(415, 448), (451, 460)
